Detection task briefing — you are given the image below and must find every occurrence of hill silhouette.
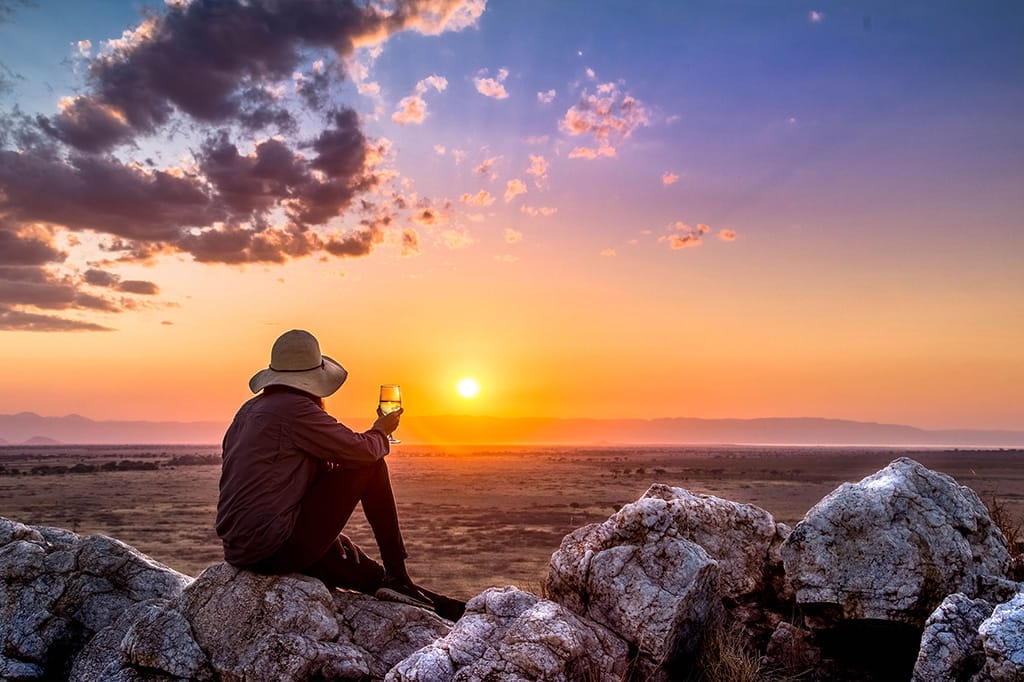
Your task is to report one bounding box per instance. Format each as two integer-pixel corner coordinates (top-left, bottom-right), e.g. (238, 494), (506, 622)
(0, 412), (1022, 446)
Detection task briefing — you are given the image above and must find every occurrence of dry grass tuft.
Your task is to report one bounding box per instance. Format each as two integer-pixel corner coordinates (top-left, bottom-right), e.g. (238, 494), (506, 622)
(695, 621), (762, 682)
(989, 496), (1024, 580)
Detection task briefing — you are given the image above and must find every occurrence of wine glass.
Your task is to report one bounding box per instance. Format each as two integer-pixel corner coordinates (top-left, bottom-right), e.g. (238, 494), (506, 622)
(378, 384), (402, 444)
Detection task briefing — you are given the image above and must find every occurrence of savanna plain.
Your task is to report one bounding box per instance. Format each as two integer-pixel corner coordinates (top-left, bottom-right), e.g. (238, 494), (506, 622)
(1, 445), (1022, 600)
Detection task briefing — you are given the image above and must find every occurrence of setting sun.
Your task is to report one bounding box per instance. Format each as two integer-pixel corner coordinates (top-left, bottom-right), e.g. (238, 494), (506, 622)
(456, 378), (480, 399)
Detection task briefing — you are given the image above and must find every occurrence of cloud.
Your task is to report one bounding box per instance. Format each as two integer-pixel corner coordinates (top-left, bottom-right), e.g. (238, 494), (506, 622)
(401, 227), (420, 256)
(0, 223), (66, 266)
(459, 190), (495, 207)
(0, 0), (487, 329)
(434, 144), (446, 155)
(561, 80), (649, 160)
(600, 248), (616, 257)
(84, 269), (160, 295)
(809, 10), (824, 23)
(520, 205), (557, 217)
(439, 228), (473, 249)
(659, 221), (711, 250)
(504, 228), (522, 244)
(0, 306), (114, 332)
(473, 68), (509, 99)
(526, 153), (548, 187)
(474, 155), (500, 178)
(504, 178), (527, 202)
(719, 228), (737, 241)
(661, 171), (679, 186)
(391, 74), (448, 125)
(536, 89), (555, 104)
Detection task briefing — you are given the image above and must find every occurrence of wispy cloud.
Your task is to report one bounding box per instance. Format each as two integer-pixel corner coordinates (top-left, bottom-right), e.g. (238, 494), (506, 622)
(561, 79), (649, 160)
(526, 154), (548, 188)
(659, 221), (711, 250)
(473, 67), (509, 99)
(537, 89), (556, 104)
(719, 229), (737, 241)
(661, 171), (679, 186)
(600, 248), (616, 257)
(505, 228), (523, 244)
(809, 10), (824, 23)
(521, 205), (557, 217)
(504, 178), (527, 202)
(459, 190), (495, 207)
(474, 155), (501, 179)
(392, 74), (448, 125)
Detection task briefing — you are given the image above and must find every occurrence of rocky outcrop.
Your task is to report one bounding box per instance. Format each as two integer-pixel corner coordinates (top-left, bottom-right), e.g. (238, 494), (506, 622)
(75, 562), (452, 681)
(388, 586), (630, 681)
(2, 456), (1021, 681)
(781, 457), (1011, 628)
(0, 518), (190, 680)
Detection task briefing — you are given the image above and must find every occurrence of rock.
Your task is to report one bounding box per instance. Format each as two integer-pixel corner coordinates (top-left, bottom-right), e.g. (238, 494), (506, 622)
(641, 483), (790, 601)
(388, 586), (630, 681)
(912, 593), (993, 682)
(979, 590), (1024, 681)
(546, 495), (721, 670)
(781, 458), (1011, 627)
(87, 562), (453, 681)
(761, 621), (820, 676)
(0, 517), (190, 680)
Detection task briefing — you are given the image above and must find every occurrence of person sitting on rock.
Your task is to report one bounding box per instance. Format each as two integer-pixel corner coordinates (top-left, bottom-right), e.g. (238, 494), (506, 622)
(215, 329), (464, 620)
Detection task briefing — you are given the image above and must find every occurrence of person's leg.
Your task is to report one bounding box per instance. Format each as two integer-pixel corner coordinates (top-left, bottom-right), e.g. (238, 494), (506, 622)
(302, 536), (385, 594)
(257, 458), (410, 587)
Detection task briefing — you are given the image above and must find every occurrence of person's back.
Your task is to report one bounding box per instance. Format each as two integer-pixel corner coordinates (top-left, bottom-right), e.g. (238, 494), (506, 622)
(214, 329), (465, 620)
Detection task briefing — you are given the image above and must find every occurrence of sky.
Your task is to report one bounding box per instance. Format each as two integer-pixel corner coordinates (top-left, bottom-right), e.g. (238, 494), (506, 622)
(0, 0), (1022, 431)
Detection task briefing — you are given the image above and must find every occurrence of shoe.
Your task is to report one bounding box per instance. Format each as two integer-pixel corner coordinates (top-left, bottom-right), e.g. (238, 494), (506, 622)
(420, 589), (466, 622)
(375, 576), (434, 610)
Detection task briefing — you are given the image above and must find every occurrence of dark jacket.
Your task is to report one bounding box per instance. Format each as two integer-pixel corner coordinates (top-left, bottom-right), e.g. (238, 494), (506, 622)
(215, 387), (390, 565)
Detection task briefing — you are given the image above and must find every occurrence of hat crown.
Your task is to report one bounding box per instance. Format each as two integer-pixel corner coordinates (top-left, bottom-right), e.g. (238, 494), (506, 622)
(269, 329), (322, 371)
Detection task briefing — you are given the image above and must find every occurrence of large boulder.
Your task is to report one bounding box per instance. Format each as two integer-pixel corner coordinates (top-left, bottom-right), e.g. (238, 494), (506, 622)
(546, 494), (721, 673)
(76, 562), (454, 681)
(912, 593), (993, 682)
(978, 590), (1024, 681)
(781, 458), (1011, 627)
(388, 586), (630, 681)
(0, 517), (190, 680)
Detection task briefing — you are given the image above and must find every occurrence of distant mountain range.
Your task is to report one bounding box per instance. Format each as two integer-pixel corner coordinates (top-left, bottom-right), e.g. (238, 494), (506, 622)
(1, 411), (1022, 447)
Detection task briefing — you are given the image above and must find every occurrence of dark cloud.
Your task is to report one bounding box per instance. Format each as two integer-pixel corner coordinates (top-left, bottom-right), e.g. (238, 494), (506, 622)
(0, 0), (484, 330)
(401, 228), (420, 256)
(44, 0), (479, 152)
(0, 306), (113, 332)
(0, 150), (220, 241)
(0, 223), (65, 265)
(84, 268), (119, 287)
(117, 279), (159, 295)
(198, 133), (308, 215)
(324, 225), (383, 258)
(0, 0), (36, 24)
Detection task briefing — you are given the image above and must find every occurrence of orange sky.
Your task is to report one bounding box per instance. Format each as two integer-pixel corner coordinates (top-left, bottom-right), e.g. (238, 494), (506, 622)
(1, 2), (1022, 432)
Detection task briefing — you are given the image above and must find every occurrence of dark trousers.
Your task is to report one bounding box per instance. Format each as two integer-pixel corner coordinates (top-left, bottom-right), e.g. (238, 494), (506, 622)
(251, 458), (407, 593)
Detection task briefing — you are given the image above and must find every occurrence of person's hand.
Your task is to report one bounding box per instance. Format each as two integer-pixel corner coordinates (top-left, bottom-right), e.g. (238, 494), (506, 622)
(338, 534), (360, 563)
(373, 407), (403, 435)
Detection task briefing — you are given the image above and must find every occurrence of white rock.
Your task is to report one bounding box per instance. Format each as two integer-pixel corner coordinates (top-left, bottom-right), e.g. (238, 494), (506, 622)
(547, 497), (720, 667)
(388, 586), (629, 681)
(979, 590), (1024, 681)
(781, 458), (1010, 627)
(912, 593), (992, 681)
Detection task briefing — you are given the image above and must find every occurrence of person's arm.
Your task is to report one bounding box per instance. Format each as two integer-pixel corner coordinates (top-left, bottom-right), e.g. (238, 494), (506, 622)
(288, 397), (397, 466)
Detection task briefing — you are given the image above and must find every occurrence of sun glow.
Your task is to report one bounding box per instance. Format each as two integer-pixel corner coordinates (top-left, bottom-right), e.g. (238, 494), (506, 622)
(456, 377), (480, 399)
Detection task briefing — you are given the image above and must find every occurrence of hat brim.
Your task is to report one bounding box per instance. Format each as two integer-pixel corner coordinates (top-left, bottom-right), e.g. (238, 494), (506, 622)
(248, 355), (348, 397)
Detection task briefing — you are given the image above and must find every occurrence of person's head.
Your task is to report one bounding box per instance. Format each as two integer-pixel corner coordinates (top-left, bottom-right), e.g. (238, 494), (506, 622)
(248, 329), (348, 397)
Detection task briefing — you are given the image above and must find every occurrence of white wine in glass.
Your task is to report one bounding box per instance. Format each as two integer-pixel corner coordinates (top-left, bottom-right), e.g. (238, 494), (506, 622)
(378, 384), (402, 444)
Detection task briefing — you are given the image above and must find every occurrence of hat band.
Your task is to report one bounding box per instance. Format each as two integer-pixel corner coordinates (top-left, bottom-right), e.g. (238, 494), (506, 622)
(268, 359), (325, 372)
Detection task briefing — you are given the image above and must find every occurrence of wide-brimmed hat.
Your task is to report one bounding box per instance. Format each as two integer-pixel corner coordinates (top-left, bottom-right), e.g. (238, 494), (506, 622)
(249, 329), (348, 397)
